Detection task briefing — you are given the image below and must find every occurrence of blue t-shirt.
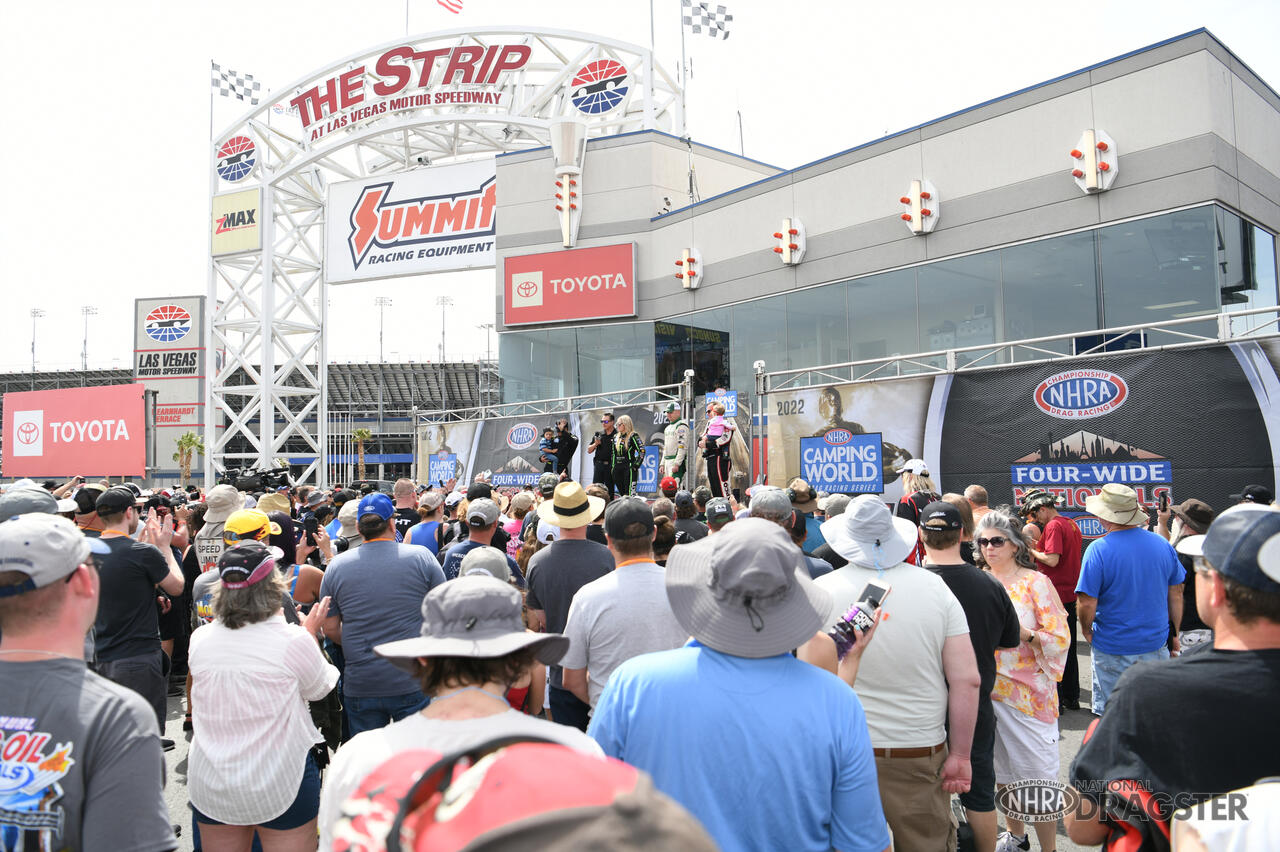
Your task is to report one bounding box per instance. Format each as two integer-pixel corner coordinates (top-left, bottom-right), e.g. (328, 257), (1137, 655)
(405, 520), (441, 557)
(589, 641), (891, 852)
(802, 514), (826, 555)
(439, 538), (523, 585)
(1076, 527), (1185, 655)
(318, 541), (446, 698)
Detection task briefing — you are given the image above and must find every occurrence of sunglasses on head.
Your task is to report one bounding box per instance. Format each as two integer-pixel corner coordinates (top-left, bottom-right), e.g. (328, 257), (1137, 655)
(976, 537), (1009, 548)
(223, 529), (267, 542)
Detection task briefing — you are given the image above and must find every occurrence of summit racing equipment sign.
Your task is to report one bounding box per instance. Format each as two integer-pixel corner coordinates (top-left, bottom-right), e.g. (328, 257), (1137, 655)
(503, 244), (637, 326)
(325, 161), (496, 284)
(2, 385), (145, 477)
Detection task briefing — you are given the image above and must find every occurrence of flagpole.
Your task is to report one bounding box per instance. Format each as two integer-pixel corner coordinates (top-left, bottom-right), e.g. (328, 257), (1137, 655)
(679, 0), (688, 137)
(209, 60), (215, 142)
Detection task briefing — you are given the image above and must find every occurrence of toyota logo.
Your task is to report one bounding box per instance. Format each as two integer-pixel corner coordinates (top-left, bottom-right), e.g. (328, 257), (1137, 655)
(516, 279), (539, 298)
(16, 422), (39, 445)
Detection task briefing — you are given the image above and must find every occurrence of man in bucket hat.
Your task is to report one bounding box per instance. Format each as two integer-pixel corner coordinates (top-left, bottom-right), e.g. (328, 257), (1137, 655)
(1067, 504), (1280, 848)
(525, 481), (611, 732)
(1076, 483), (1185, 715)
(813, 495), (979, 851)
(317, 575), (602, 851)
(589, 518), (892, 852)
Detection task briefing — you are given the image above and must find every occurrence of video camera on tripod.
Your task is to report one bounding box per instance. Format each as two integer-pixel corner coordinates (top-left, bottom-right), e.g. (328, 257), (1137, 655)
(218, 466), (293, 493)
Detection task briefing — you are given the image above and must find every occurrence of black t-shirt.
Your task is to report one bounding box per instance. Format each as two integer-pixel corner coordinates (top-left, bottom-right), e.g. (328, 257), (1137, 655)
(94, 536), (168, 662)
(585, 524), (607, 546)
(813, 542), (848, 570)
(590, 430), (615, 468)
(1070, 648), (1280, 851)
(525, 539), (613, 687)
(393, 507), (420, 539)
(674, 518), (708, 542)
(924, 562), (1021, 704)
(556, 431), (578, 469)
(1176, 552), (1209, 632)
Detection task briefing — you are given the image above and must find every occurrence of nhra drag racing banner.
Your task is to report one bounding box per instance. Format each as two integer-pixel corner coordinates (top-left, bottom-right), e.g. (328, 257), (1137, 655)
(766, 341), (1280, 539)
(326, 160), (496, 284)
(2, 385), (146, 477)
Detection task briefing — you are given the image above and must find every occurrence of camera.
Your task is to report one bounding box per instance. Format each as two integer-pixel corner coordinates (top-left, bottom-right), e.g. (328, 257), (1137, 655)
(219, 466), (293, 492)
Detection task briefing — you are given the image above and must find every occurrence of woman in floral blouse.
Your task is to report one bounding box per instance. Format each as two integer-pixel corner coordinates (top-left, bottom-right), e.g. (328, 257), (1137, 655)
(976, 510), (1070, 852)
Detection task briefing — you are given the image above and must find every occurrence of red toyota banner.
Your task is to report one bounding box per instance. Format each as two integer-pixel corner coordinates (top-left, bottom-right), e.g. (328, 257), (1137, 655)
(3, 384), (146, 477)
(504, 243), (637, 326)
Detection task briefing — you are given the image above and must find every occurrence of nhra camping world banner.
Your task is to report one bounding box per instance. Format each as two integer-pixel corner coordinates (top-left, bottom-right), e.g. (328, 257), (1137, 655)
(325, 160), (496, 284)
(766, 341), (1280, 542)
(415, 394), (752, 497)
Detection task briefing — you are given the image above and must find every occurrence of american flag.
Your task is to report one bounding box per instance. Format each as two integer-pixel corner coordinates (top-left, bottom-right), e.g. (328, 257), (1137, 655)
(682, 0), (732, 39)
(438, 0), (462, 12)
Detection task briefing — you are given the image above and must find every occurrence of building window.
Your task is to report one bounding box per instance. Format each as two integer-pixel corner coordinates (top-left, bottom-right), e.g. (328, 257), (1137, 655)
(1000, 231), (1100, 360)
(847, 269), (919, 368)
(917, 253), (1001, 367)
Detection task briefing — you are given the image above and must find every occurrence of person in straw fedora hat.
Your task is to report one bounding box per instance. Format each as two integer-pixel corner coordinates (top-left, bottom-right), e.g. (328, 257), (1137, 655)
(317, 574), (602, 850)
(587, 517), (892, 852)
(1076, 483), (1185, 715)
(526, 481), (612, 732)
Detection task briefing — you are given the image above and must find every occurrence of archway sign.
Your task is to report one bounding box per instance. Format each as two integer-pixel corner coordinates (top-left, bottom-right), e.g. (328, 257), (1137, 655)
(205, 28), (683, 486)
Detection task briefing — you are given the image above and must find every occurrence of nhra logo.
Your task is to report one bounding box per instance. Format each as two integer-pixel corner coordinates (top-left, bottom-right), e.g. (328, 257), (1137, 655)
(506, 423), (538, 450)
(1074, 516), (1106, 539)
(824, 429), (853, 446)
(215, 207), (256, 234)
(215, 135), (256, 183)
(348, 177), (497, 269)
(570, 59), (629, 115)
(1034, 370), (1128, 419)
(144, 305), (192, 343)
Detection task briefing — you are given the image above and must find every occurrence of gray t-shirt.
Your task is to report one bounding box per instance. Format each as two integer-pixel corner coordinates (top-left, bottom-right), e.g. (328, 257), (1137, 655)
(525, 538), (613, 688)
(560, 561), (690, 706)
(0, 659), (175, 852)
(318, 541), (446, 698)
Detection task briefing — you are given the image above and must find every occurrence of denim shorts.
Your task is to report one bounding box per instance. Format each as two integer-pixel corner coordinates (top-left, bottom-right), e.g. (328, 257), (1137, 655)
(193, 751), (320, 830)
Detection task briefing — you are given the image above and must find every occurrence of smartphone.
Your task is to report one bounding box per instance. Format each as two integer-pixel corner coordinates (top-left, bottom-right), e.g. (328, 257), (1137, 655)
(1159, 493), (1170, 512)
(303, 515), (318, 545)
(829, 580), (891, 660)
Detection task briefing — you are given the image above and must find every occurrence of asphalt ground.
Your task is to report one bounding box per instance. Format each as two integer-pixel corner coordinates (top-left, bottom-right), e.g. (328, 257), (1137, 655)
(162, 643), (1101, 852)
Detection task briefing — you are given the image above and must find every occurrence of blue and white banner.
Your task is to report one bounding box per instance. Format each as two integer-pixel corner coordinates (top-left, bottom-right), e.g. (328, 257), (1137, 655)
(799, 431), (884, 494)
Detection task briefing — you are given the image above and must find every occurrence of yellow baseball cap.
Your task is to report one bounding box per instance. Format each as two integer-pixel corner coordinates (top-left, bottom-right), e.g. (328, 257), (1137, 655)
(223, 509), (282, 545)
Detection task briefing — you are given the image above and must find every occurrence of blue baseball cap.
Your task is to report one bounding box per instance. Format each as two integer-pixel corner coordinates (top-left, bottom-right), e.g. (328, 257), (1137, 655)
(357, 492), (394, 522)
(1177, 505), (1280, 593)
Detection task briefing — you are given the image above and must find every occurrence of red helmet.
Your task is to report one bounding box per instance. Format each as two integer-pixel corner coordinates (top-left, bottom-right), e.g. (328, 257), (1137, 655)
(333, 737), (715, 852)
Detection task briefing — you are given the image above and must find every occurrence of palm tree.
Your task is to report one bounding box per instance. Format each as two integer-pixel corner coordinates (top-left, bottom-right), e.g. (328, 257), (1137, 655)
(352, 428), (373, 480)
(172, 432), (205, 486)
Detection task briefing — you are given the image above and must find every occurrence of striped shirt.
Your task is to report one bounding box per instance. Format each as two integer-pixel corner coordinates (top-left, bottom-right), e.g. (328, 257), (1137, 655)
(188, 614), (338, 824)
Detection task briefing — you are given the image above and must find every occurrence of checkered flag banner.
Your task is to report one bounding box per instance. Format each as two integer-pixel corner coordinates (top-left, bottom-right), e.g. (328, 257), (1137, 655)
(211, 63), (263, 106)
(682, 0), (732, 39)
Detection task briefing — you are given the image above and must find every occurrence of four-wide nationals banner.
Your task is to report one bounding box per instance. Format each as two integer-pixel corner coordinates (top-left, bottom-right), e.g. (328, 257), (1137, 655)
(766, 341), (1280, 542)
(3, 384), (146, 477)
(326, 160), (496, 284)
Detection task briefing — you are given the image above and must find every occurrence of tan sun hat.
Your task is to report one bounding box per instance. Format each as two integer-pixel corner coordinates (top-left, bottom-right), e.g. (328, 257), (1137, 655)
(536, 481), (606, 530)
(1085, 483), (1148, 527)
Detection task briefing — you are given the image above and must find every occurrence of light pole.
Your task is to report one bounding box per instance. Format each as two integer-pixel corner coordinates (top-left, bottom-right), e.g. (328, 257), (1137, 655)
(476, 322), (494, 363)
(30, 309), (45, 385)
(81, 306), (98, 371)
(436, 296), (453, 361)
(374, 296), (393, 362)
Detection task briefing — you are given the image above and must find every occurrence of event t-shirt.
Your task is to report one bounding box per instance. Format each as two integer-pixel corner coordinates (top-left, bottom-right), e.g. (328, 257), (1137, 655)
(1076, 527), (1184, 655)
(0, 659), (176, 852)
(392, 507), (420, 539)
(93, 536), (169, 662)
(192, 525), (227, 574)
(674, 518), (708, 542)
(526, 538), (613, 688)
(560, 561), (689, 706)
(590, 641), (892, 852)
(814, 562), (969, 747)
(1037, 514), (1083, 604)
(1070, 648), (1280, 850)
(317, 710), (602, 851)
(318, 541), (447, 698)
(924, 562), (1022, 708)
(192, 569), (219, 626)
(439, 539), (523, 585)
